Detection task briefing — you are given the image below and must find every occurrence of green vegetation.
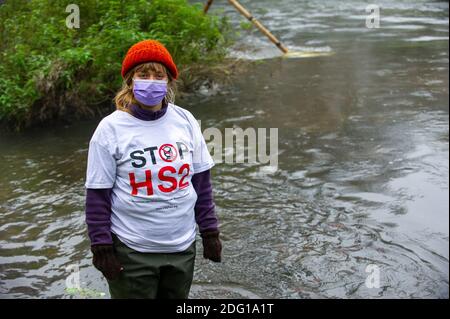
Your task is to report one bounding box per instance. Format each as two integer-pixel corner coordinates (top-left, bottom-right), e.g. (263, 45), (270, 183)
(0, 0), (234, 130)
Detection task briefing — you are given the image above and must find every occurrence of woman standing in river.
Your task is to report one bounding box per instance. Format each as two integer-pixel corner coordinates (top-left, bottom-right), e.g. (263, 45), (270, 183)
(84, 39), (222, 299)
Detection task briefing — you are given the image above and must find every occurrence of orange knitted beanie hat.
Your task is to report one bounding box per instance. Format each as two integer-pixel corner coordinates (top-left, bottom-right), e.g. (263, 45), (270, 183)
(121, 40), (178, 79)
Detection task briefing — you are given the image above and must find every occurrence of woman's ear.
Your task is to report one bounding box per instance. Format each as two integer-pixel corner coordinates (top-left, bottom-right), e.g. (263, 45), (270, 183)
(165, 67), (173, 83)
(126, 76), (134, 88)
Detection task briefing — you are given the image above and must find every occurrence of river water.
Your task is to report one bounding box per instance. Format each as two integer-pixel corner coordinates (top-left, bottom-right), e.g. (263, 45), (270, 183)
(0, 0), (448, 298)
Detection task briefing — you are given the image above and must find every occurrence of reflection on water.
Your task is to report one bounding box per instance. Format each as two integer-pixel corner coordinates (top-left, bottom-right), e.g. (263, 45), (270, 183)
(1, 0), (448, 298)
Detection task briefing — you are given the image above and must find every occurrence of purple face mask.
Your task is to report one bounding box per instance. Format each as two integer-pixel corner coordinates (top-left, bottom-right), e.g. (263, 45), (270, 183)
(133, 79), (168, 106)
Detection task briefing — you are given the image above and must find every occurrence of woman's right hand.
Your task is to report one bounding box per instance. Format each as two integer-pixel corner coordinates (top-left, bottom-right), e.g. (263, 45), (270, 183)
(91, 245), (124, 280)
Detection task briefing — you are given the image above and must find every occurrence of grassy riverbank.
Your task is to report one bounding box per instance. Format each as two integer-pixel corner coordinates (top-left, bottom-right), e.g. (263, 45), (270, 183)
(0, 0), (236, 131)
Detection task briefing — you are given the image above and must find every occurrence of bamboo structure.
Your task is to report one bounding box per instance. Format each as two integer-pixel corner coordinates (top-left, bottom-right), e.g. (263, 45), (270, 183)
(228, 0), (289, 54)
(204, 0), (289, 54)
(203, 0), (214, 14)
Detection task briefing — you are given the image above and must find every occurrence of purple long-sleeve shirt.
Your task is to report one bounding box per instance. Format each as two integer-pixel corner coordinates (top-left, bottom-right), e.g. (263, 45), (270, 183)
(85, 100), (219, 246)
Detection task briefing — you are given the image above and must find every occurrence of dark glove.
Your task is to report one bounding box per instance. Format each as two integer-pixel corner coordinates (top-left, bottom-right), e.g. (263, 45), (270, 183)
(201, 230), (222, 263)
(91, 244), (123, 280)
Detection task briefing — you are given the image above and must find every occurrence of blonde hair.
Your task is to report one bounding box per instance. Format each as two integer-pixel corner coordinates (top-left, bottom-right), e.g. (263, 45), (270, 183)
(114, 62), (177, 112)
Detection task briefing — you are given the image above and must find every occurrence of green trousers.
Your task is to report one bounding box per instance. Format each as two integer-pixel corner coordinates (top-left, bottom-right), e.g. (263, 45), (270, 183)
(107, 233), (196, 299)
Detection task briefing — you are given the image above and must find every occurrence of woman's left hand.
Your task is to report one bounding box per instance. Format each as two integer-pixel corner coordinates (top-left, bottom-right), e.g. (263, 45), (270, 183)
(200, 230), (222, 262)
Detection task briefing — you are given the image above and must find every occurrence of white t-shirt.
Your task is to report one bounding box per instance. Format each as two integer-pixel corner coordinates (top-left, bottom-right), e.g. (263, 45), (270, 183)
(85, 103), (215, 253)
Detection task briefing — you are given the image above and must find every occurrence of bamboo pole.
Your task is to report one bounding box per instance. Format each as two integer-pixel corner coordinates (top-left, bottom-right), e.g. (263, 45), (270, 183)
(227, 0), (289, 54)
(204, 0), (214, 14)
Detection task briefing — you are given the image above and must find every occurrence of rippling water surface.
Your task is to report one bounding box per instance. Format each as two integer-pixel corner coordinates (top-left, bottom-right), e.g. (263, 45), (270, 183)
(1, 0), (448, 298)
